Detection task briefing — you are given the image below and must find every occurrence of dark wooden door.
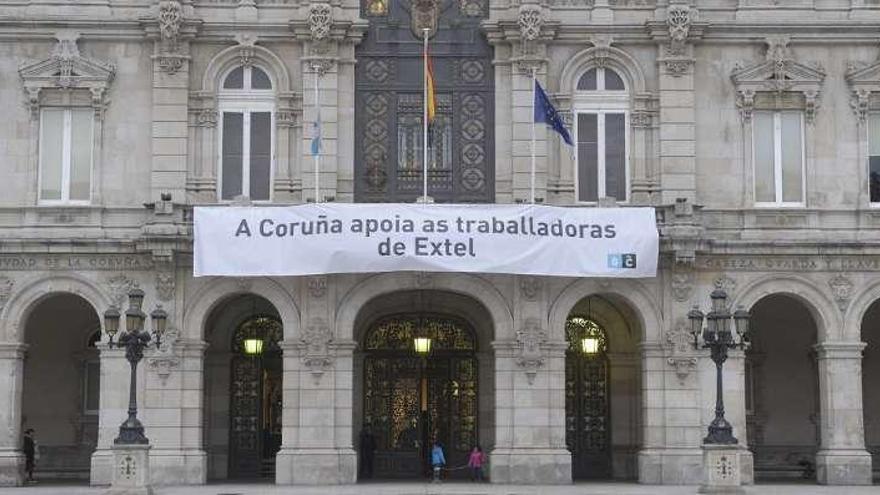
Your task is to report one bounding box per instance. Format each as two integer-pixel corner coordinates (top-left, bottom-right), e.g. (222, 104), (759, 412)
(355, 0), (493, 203)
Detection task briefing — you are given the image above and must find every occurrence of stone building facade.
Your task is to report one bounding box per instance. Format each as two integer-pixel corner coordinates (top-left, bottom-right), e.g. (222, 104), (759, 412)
(0, 0), (879, 488)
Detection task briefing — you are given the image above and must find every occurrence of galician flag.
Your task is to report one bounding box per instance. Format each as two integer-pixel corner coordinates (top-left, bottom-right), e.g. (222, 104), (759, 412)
(310, 112), (321, 156)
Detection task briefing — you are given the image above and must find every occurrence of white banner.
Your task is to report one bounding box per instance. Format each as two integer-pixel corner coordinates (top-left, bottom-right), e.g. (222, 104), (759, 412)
(194, 204), (658, 278)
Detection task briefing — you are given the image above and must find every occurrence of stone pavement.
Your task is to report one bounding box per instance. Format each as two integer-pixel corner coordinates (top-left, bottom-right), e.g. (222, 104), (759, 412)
(0, 482), (878, 495)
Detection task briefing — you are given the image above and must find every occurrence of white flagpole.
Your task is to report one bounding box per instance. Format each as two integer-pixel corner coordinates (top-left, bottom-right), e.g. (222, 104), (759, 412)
(422, 28), (429, 204)
(530, 67), (537, 204)
(314, 67), (321, 203)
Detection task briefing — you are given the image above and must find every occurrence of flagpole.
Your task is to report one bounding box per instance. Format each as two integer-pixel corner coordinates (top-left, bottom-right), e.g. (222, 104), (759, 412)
(530, 67), (537, 204)
(422, 28), (429, 204)
(314, 67), (321, 203)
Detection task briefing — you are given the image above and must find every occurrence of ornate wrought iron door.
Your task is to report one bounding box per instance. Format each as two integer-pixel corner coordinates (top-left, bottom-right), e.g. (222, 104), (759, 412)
(565, 317), (612, 480)
(355, 0), (494, 202)
(229, 316), (283, 479)
(362, 314), (478, 479)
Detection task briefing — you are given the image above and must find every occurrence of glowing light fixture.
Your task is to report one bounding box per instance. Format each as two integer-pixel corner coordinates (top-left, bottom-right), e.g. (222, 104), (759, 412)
(581, 336), (600, 355)
(414, 336), (432, 355)
(243, 338), (264, 356)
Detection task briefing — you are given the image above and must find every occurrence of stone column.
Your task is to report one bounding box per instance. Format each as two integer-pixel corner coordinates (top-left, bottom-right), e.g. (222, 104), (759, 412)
(142, 339), (207, 485)
(489, 336), (570, 484)
(90, 344), (133, 485)
(0, 343), (26, 486)
(814, 342), (872, 485)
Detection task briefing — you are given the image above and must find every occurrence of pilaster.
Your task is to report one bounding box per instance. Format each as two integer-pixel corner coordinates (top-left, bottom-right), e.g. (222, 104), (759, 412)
(91, 344), (132, 486)
(0, 344), (26, 486)
(275, 275), (356, 484)
(647, 5), (705, 205)
(813, 341), (872, 485)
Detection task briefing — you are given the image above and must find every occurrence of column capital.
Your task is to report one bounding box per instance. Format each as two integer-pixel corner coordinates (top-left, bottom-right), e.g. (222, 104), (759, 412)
(0, 342), (27, 359)
(813, 341), (867, 359)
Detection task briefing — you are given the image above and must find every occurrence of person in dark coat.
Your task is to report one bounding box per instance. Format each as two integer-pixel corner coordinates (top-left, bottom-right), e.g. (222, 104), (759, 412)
(359, 424), (377, 479)
(22, 429), (35, 482)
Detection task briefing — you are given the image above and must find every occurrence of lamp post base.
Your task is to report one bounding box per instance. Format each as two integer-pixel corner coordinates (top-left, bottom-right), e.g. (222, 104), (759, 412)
(698, 444), (744, 494)
(104, 444), (152, 495)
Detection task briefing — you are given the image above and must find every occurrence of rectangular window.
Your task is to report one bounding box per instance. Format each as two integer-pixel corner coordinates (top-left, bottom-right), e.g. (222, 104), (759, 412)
(576, 112), (627, 202)
(868, 113), (880, 204)
(39, 108), (93, 203)
(220, 111), (272, 201)
(753, 111), (804, 205)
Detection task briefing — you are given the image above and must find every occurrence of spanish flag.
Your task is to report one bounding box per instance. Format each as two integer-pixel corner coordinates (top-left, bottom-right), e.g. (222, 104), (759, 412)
(425, 45), (436, 124)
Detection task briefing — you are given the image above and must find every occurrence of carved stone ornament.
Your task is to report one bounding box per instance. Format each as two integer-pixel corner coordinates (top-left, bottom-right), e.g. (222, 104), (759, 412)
(147, 326), (180, 386)
(18, 31), (116, 118)
(731, 35), (825, 123)
(519, 276), (541, 301)
(589, 35), (613, 69)
(845, 56), (880, 123)
(309, 58), (335, 76)
(307, 276), (327, 298)
(666, 5), (693, 57)
(518, 5), (543, 42)
(665, 319), (697, 384)
(828, 274), (854, 314)
(107, 274), (139, 308)
(515, 318), (546, 385)
(410, 0), (440, 39)
(664, 59), (693, 77)
(667, 356), (698, 384)
(157, 0), (183, 52)
(0, 276), (13, 312)
(308, 3), (332, 41)
(156, 54), (188, 75)
(714, 275), (736, 299)
(671, 271), (694, 303)
(196, 108), (217, 127)
(234, 33), (258, 67)
(155, 270), (175, 302)
(301, 319), (334, 381)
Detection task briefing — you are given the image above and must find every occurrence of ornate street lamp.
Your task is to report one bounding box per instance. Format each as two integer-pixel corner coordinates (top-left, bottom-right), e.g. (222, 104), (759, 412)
(103, 288), (166, 445)
(688, 284), (751, 445)
(413, 317), (432, 355)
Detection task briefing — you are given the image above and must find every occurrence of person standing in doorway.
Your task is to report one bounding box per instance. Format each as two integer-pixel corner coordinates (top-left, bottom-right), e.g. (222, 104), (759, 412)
(359, 424), (377, 479)
(22, 429), (35, 482)
(468, 445), (486, 481)
(430, 440), (445, 483)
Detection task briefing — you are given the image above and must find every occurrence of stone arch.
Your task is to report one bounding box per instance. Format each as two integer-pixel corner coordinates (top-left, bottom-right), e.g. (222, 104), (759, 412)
(200, 43), (292, 94)
(1, 274), (111, 343)
(548, 278), (661, 343)
(560, 45), (648, 97)
(732, 274), (838, 341)
(843, 278), (880, 342)
(183, 277), (300, 342)
(336, 273), (512, 342)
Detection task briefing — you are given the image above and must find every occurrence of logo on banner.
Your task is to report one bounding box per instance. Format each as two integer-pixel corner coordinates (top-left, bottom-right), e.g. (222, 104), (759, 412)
(607, 253), (637, 269)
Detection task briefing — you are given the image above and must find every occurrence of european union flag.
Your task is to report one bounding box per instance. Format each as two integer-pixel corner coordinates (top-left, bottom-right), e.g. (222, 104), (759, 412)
(534, 80), (573, 146)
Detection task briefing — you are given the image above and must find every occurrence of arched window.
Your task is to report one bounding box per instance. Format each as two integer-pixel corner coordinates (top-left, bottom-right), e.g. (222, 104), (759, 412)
(218, 65), (275, 201)
(573, 67), (629, 203)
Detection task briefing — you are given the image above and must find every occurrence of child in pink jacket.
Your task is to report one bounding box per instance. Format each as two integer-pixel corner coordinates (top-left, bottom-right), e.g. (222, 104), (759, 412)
(467, 445), (486, 481)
